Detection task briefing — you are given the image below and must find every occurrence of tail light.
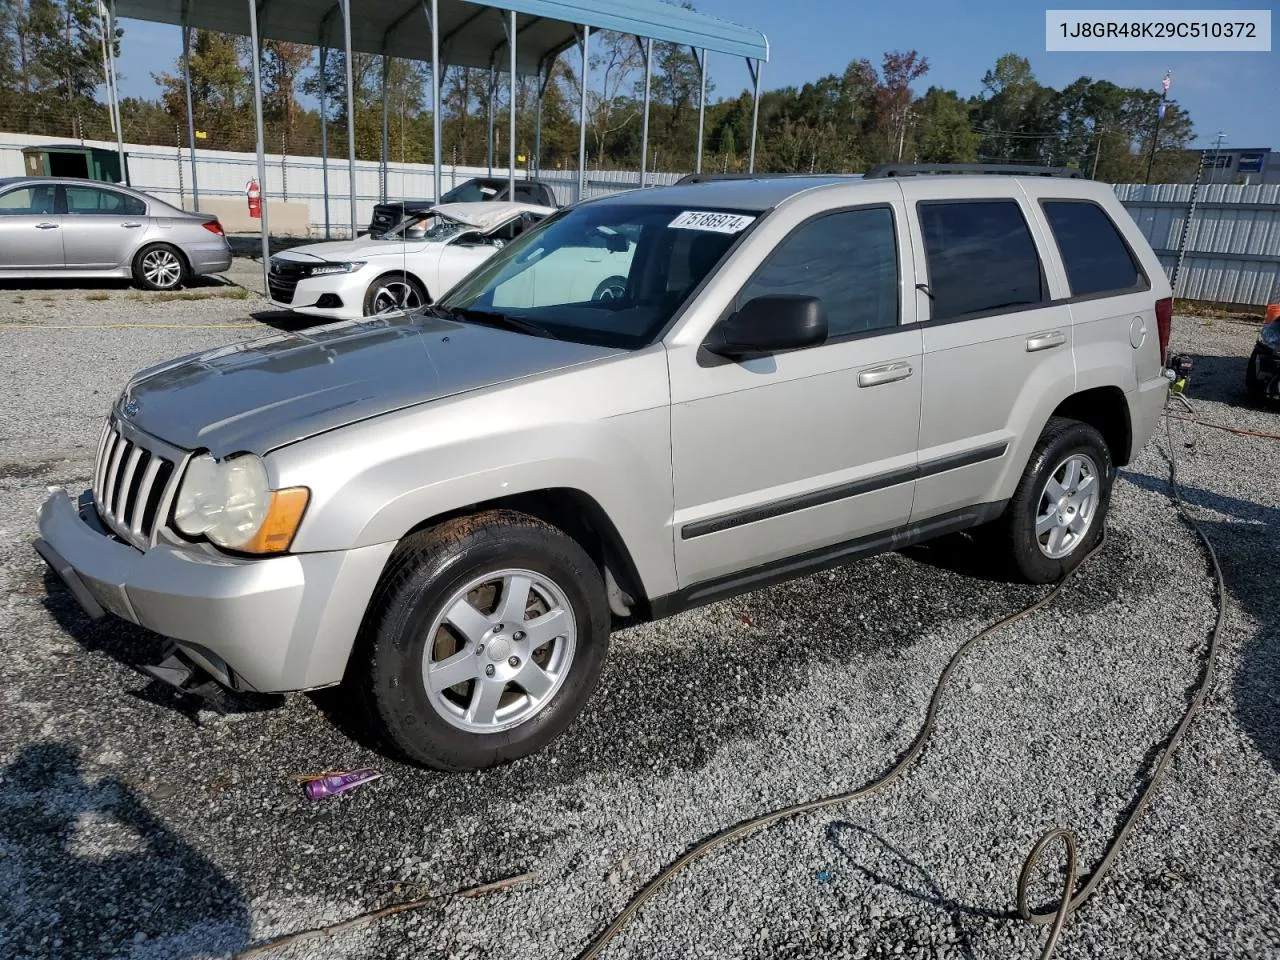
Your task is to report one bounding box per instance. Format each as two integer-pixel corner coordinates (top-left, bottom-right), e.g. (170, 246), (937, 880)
(1155, 296), (1173, 365)
(202, 219), (225, 237)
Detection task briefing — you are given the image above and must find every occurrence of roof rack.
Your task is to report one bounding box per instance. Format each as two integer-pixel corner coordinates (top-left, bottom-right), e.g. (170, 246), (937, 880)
(672, 172), (862, 185)
(864, 163), (1085, 179)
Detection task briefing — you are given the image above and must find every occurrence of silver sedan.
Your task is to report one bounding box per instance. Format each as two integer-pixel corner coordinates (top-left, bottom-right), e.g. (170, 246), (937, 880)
(0, 177), (233, 290)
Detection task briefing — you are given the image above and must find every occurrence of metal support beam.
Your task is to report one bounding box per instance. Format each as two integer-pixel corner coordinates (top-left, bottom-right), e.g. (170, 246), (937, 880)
(319, 41), (330, 238)
(637, 37), (652, 187)
(534, 61), (546, 178)
(424, 0), (441, 203)
(577, 26), (589, 201)
(247, 0), (270, 294)
(507, 11), (517, 197)
(181, 2), (199, 209)
(381, 54), (391, 202)
(694, 48), (707, 174)
(487, 63), (496, 175)
(340, 0), (357, 236)
(106, 0), (127, 183)
(747, 58), (762, 173)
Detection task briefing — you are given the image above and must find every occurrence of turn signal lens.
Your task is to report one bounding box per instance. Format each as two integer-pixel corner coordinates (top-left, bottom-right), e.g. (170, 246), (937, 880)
(238, 487), (310, 554)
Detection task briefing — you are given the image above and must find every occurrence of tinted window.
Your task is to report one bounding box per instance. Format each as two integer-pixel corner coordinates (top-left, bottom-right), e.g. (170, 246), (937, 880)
(738, 207), (899, 338)
(0, 185), (56, 215)
(65, 186), (146, 216)
(919, 200), (1044, 320)
(1042, 200), (1144, 297)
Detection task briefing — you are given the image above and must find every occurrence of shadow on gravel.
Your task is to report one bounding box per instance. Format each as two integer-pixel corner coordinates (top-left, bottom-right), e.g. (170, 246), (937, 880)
(252, 308), (322, 330)
(824, 820), (1010, 957)
(1122, 470), (1280, 773)
(0, 274), (234, 293)
(1180, 352), (1256, 408)
(0, 743), (250, 960)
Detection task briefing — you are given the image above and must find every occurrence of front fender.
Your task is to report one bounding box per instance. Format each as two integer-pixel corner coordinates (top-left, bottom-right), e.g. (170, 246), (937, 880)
(267, 347), (678, 600)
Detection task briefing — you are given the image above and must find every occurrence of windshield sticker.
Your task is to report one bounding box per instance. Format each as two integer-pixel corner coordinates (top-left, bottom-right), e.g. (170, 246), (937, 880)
(669, 211), (756, 234)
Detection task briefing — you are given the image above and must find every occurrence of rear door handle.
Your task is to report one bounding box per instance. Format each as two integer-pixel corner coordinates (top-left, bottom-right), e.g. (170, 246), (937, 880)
(857, 361), (914, 388)
(35, 222), (58, 230)
(1026, 330), (1066, 352)
(121, 222), (143, 228)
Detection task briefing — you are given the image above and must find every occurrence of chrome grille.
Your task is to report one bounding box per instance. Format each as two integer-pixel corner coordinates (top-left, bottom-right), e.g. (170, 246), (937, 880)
(93, 418), (181, 548)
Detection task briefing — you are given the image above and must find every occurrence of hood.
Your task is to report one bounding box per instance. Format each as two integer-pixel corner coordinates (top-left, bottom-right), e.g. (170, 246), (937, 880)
(273, 239), (408, 262)
(120, 314), (622, 457)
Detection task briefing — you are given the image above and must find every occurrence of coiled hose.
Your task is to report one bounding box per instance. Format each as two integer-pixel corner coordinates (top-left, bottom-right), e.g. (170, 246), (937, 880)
(577, 402), (1228, 960)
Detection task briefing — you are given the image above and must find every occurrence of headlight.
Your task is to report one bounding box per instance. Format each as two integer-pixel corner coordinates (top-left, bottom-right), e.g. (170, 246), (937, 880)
(309, 261), (366, 276)
(1260, 322), (1280, 349)
(173, 453), (309, 554)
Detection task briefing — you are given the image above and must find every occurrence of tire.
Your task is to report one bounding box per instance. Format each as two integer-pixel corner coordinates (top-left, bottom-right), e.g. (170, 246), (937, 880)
(591, 275), (628, 302)
(998, 417), (1114, 584)
(1244, 347), (1266, 404)
(363, 273), (427, 316)
(132, 243), (188, 291)
(350, 510), (610, 770)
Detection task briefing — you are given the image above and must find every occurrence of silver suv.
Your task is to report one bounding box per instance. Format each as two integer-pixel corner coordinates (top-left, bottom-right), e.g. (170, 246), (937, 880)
(35, 168), (1173, 770)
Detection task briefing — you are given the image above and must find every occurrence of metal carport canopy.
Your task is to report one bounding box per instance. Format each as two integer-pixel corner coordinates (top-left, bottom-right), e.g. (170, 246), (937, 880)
(112, 0), (770, 70)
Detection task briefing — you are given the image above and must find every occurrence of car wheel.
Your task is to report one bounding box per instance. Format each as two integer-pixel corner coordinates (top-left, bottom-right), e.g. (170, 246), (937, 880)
(351, 510), (610, 770)
(363, 274), (427, 316)
(133, 244), (188, 291)
(591, 275), (628, 302)
(999, 417), (1114, 584)
(1244, 347), (1266, 404)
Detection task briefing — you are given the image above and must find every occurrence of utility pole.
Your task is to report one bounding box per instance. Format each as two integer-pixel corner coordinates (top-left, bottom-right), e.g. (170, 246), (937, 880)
(1144, 69), (1171, 184)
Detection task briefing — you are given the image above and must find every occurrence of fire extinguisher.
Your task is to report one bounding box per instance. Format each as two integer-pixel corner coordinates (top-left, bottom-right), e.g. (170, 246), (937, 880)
(246, 179), (262, 219)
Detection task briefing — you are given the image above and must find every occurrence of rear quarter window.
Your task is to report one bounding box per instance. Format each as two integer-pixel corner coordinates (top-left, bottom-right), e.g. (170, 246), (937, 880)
(1041, 200), (1147, 298)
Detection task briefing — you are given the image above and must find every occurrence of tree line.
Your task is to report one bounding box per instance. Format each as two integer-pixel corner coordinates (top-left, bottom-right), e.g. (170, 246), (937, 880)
(0, 0), (1199, 182)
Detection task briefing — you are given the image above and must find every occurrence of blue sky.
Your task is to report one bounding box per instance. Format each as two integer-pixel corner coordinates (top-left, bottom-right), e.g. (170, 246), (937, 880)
(114, 0), (1278, 148)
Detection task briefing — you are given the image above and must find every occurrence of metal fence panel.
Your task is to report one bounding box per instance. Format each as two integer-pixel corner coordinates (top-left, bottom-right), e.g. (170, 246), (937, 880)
(0, 132), (684, 237)
(1114, 182), (1280, 306)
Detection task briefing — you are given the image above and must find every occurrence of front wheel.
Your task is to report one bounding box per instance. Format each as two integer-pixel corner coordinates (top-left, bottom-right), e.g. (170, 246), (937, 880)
(1244, 347), (1267, 404)
(363, 273), (427, 316)
(350, 510), (610, 770)
(999, 417), (1114, 583)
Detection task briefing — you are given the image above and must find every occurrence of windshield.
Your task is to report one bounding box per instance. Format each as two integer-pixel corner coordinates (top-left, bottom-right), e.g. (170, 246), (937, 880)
(437, 203), (758, 348)
(439, 180), (502, 204)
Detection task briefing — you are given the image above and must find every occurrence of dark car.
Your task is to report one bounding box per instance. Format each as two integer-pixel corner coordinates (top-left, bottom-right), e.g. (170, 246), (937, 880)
(367, 177), (559, 238)
(1245, 317), (1280, 403)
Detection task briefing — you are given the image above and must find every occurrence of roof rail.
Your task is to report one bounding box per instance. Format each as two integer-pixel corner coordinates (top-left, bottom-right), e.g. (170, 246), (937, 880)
(672, 172), (863, 185)
(864, 163), (1085, 179)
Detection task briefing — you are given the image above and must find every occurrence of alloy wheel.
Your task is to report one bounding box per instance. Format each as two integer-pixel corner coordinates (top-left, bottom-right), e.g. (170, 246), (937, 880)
(1035, 452), (1100, 559)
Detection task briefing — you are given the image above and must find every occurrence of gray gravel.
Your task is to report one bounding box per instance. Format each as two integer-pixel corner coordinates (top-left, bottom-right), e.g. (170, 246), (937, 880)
(1, 286), (1277, 960)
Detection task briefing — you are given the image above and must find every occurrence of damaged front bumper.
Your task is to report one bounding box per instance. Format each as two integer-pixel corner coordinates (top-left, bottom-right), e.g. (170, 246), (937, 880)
(33, 488), (394, 693)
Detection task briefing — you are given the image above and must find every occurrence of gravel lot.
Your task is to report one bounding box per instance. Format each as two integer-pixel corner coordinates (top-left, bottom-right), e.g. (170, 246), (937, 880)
(1, 270), (1277, 960)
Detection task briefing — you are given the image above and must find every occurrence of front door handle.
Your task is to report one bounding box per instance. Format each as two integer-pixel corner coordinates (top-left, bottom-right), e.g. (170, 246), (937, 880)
(1026, 330), (1066, 352)
(121, 222), (143, 228)
(35, 222), (58, 230)
(858, 361), (914, 388)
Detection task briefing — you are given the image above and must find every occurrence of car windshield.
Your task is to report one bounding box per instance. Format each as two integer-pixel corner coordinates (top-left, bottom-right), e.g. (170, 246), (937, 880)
(436, 203), (758, 348)
(439, 180), (502, 203)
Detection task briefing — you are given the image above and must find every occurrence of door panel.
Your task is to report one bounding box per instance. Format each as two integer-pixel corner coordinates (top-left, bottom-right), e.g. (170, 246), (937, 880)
(0, 185), (64, 268)
(668, 200), (922, 588)
(60, 185), (148, 269)
(906, 191), (1076, 522)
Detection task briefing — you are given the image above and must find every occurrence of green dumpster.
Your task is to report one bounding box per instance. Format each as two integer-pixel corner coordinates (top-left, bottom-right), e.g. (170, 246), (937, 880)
(21, 145), (130, 184)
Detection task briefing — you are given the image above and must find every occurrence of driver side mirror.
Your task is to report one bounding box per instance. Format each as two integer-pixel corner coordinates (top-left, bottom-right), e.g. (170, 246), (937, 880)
(703, 295), (828, 361)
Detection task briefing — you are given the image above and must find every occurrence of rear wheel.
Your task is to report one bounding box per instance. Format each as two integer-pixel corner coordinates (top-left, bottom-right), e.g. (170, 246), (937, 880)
(132, 244), (188, 291)
(999, 417), (1113, 583)
(363, 274), (427, 316)
(350, 510), (610, 770)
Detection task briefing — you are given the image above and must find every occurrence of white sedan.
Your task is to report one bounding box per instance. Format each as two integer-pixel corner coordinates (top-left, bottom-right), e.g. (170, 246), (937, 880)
(266, 201), (554, 320)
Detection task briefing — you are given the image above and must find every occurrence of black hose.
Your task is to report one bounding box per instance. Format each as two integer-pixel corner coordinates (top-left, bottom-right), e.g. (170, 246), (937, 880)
(576, 399), (1227, 960)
